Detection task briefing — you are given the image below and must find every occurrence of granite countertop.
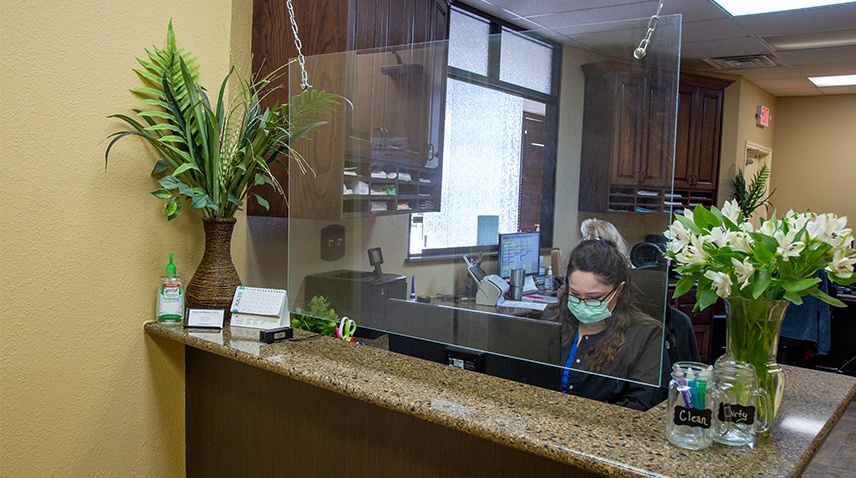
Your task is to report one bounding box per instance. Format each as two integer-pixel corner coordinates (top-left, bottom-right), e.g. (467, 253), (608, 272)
(145, 322), (856, 477)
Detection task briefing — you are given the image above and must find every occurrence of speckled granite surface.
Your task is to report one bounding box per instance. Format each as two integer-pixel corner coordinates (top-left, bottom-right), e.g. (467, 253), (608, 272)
(145, 322), (856, 477)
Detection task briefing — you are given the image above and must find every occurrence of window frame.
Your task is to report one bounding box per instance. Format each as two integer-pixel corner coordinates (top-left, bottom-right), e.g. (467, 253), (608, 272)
(406, 3), (562, 262)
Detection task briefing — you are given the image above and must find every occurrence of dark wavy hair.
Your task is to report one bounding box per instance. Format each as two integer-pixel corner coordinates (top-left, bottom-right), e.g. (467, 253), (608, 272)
(557, 239), (659, 373)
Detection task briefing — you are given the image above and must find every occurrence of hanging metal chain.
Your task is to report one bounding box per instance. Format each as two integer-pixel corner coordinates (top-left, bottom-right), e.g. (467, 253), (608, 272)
(286, 0), (312, 89)
(633, 0), (665, 60)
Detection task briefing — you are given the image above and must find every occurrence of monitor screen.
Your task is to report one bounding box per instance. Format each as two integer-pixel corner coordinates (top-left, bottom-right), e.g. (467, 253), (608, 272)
(498, 232), (540, 278)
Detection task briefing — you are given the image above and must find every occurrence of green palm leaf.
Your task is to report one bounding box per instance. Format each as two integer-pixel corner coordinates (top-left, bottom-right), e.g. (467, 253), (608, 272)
(105, 20), (344, 220)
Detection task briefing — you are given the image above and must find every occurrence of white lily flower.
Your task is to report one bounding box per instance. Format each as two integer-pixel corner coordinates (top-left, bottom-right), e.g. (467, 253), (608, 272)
(732, 257), (755, 290)
(705, 226), (735, 248)
(721, 200), (741, 223)
(828, 248), (856, 279)
(665, 221), (692, 250)
(760, 219), (777, 237)
(809, 214), (852, 248)
(828, 229), (854, 250)
(728, 231), (754, 254)
(683, 208), (694, 222)
(738, 221), (754, 233)
(787, 212), (811, 235)
(676, 235), (709, 266)
(704, 270), (733, 298)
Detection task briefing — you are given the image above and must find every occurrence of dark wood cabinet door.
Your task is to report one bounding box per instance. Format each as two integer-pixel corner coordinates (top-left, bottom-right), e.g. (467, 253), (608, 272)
(672, 75), (731, 194)
(693, 324), (712, 364)
(692, 87), (725, 191)
(353, 0), (381, 50)
(640, 78), (676, 188)
(611, 75), (647, 186)
(673, 84), (697, 190)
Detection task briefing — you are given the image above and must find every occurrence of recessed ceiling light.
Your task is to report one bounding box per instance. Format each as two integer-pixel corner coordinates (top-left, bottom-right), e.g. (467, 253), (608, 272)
(712, 0), (856, 16)
(809, 74), (856, 87)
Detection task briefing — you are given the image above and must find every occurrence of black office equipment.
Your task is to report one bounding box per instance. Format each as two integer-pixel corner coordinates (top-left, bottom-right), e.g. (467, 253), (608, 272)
(368, 247), (384, 278)
(304, 269), (406, 338)
(385, 298), (564, 390)
(630, 242), (667, 269)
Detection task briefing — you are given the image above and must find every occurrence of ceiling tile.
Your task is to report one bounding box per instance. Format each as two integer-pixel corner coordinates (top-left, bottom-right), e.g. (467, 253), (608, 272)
(473, 0), (643, 18)
(818, 85), (856, 94)
(776, 45), (856, 68)
(752, 78), (816, 90)
(527, 4), (664, 28)
(680, 19), (750, 42)
(681, 37), (773, 59)
(765, 86), (822, 96)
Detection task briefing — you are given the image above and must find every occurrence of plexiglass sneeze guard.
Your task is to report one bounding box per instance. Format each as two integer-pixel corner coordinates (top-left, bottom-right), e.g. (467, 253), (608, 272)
(287, 15), (682, 397)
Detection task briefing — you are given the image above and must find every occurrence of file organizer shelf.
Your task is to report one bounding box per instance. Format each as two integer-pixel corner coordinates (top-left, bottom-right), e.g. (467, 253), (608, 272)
(342, 157), (441, 217)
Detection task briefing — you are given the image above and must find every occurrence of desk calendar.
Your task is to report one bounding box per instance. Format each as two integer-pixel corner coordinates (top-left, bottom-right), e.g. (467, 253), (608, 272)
(229, 286), (289, 330)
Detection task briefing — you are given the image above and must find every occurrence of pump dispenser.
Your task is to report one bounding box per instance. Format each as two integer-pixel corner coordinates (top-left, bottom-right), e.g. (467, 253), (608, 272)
(156, 252), (184, 324)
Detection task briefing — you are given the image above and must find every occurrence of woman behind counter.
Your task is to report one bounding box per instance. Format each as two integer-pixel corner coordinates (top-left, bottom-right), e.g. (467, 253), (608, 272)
(553, 238), (668, 411)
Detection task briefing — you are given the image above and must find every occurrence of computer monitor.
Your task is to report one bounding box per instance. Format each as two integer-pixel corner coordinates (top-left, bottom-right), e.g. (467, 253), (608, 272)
(497, 232), (541, 279)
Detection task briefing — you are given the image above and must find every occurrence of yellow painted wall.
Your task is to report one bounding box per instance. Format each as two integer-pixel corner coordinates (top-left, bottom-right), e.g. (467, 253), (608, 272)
(771, 95), (856, 221)
(1, 1), (252, 476)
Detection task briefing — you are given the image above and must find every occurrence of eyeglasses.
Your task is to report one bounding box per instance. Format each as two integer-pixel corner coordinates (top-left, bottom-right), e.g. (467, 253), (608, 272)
(567, 287), (618, 308)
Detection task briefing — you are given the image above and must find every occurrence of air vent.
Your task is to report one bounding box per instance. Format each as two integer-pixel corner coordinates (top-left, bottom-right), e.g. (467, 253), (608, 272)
(702, 54), (777, 70)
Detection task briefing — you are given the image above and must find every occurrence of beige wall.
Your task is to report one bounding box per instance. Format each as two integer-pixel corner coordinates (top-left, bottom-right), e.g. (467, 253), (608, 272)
(1, 1), (252, 476)
(770, 95), (856, 221)
(716, 78), (855, 222)
(716, 76), (778, 210)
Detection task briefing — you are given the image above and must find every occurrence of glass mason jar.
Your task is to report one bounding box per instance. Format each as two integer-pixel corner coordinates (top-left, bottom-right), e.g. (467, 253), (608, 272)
(711, 361), (771, 447)
(666, 361), (714, 450)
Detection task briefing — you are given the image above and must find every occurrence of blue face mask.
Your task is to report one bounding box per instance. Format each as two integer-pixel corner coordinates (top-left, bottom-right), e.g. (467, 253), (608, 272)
(567, 288), (618, 324)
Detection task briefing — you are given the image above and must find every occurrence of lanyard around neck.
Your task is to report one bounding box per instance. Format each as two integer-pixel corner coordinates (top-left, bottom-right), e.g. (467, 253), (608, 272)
(561, 332), (580, 393)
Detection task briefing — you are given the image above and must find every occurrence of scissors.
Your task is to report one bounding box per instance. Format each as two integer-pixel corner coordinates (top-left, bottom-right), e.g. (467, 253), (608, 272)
(336, 317), (356, 342)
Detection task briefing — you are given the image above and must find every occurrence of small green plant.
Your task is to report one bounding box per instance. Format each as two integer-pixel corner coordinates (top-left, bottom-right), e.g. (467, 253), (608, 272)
(729, 163), (776, 218)
(291, 295), (339, 336)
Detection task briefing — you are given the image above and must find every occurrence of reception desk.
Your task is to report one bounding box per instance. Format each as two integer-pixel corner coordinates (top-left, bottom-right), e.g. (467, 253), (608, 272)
(145, 322), (856, 477)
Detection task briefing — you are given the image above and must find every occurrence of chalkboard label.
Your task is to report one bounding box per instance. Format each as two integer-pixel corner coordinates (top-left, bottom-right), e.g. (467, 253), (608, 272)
(717, 403), (756, 425)
(672, 406), (712, 429)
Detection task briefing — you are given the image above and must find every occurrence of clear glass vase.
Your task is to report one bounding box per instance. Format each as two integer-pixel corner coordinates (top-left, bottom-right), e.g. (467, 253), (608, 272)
(715, 296), (790, 426)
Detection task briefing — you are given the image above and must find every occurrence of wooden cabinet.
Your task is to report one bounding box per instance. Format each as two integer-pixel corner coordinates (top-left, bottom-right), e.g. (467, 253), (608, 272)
(249, 0), (450, 218)
(578, 61), (732, 214)
(578, 61), (676, 213)
(671, 73), (733, 214)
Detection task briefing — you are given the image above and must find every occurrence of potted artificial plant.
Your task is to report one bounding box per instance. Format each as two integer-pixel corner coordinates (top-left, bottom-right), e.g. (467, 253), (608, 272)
(105, 21), (341, 313)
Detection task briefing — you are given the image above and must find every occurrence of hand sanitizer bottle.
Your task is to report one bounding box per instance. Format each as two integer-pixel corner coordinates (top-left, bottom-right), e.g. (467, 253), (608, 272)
(156, 252), (184, 324)
(545, 266), (554, 292)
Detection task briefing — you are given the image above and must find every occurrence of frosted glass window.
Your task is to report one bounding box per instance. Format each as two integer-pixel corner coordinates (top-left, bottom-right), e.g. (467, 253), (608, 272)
(413, 79), (523, 253)
(448, 10), (490, 75)
(500, 29), (552, 93)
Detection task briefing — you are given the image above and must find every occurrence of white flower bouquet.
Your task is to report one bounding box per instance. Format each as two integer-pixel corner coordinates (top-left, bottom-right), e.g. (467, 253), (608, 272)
(664, 200), (856, 311)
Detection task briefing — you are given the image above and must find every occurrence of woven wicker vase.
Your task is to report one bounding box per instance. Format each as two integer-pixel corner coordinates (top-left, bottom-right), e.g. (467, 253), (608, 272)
(185, 217), (242, 316)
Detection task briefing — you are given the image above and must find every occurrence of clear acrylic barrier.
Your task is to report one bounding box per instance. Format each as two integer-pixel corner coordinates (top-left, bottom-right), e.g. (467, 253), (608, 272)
(287, 15), (682, 396)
